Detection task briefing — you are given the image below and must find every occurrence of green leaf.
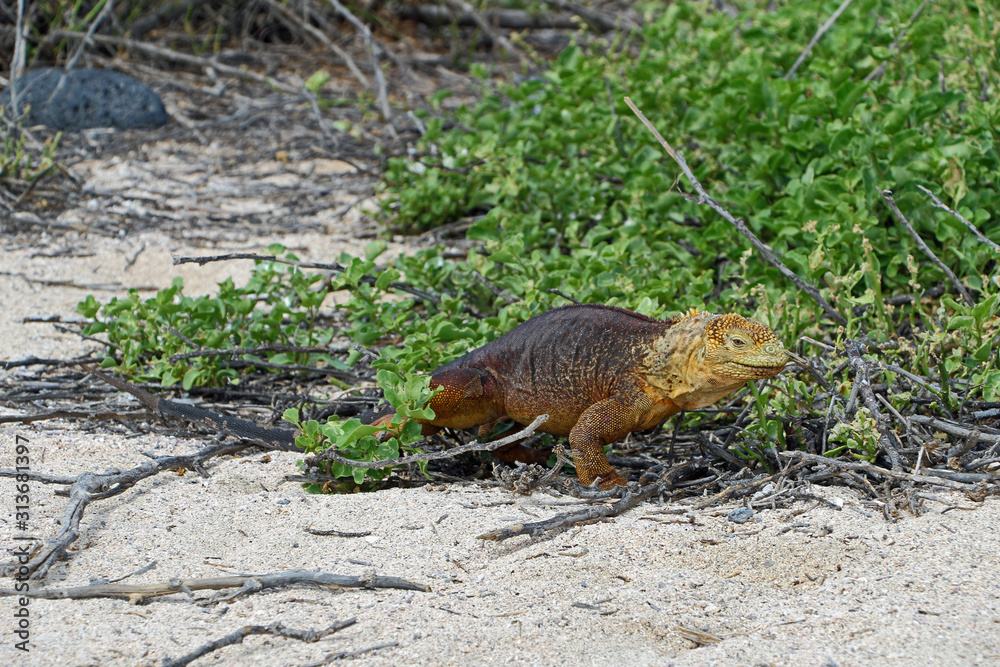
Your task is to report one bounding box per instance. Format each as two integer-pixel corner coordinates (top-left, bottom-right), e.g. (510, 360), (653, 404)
(283, 408), (301, 427)
(181, 368), (202, 391)
(304, 70), (330, 93)
(375, 268), (401, 291)
(947, 316), (975, 330)
(972, 295), (999, 323)
(488, 248), (520, 265)
(973, 340), (993, 362)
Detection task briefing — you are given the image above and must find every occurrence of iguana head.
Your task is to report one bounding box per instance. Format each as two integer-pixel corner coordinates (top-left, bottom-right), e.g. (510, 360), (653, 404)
(698, 313), (788, 382)
(645, 311), (787, 410)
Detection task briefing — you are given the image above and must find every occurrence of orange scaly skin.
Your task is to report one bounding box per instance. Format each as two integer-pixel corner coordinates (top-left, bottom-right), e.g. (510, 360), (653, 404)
(369, 304), (788, 489)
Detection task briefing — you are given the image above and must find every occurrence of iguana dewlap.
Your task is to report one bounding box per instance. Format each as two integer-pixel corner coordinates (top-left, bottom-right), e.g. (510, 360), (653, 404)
(369, 304), (788, 488)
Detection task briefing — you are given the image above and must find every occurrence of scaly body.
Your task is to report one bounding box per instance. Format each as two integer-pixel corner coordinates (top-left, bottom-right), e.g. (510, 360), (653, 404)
(368, 304), (788, 488)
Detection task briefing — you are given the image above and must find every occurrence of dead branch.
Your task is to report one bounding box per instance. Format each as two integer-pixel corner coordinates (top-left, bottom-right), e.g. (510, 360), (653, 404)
(325, 0), (392, 121)
(443, 0), (528, 66)
(916, 184), (1000, 253)
(397, 2), (628, 32)
(880, 361), (944, 395)
(0, 469), (79, 485)
(786, 349), (842, 399)
(312, 414), (549, 469)
(168, 343), (351, 364)
(0, 409), (151, 425)
(163, 619), (356, 667)
(172, 251), (441, 305)
(493, 441), (568, 494)
(45, 30), (302, 94)
(478, 460), (807, 541)
(471, 269), (520, 304)
(305, 527), (373, 537)
(214, 356), (359, 381)
(538, 0), (640, 33)
(780, 450), (997, 494)
(546, 288), (583, 305)
(0, 568), (429, 602)
(863, 0), (935, 83)
(85, 365), (302, 453)
(880, 189), (974, 306)
(261, 0), (370, 89)
(677, 625), (723, 647)
(908, 416), (1000, 445)
(624, 97), (847, 326)
(0, 442), (245, 579)
(301, 641), (399, 666)
(8, 0), (26, 115)
(844, 338), (902, 469)
(62, 0), (116, 73)
(477, 480), (662, 541)
(784, 0), (857, 80)
(129, 0), (216, 40)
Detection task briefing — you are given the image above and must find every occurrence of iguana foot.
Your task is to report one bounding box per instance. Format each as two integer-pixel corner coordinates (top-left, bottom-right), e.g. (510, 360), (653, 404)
(597, 472), (628, 489)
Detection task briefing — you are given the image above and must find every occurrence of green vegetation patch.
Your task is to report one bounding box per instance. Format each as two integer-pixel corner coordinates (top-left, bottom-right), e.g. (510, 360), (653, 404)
(79, 0), (1000, 486)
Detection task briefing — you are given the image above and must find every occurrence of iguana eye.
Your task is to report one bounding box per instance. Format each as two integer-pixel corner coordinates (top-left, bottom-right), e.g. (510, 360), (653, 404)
(730, 336), (748, 348)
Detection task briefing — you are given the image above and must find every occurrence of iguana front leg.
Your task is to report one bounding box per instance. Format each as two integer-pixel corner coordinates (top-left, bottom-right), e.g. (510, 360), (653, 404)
(568, 395), (651, 489)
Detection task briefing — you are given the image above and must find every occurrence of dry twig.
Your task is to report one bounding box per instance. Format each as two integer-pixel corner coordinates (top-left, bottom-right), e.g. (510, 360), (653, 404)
(478, 461), (805, 541)
(0, 569), (428, 601)
(312, 414), (549, 469)
(863, 0), (935, 83)
(262, 0), (370, 89)
(325, 0), (392, 121)
(844, 338), (902, 469)
(444, 0), (528, 66)
(909, 416), (1000, 446)
(780, 450), (998, 494)
(173, 251), (441, 304)
(163, 619), (357, 667)
(62, 0), (116, 73)
(45, 30), (302, 94)
(539, 0), (640, 32)
(0, 442), (245, 579)
(916, 184), (1000, 253)
(624, 97), (847, 325)
(784, 0), (857, 80)
(478, 480), (659, 541)
(301, 641), (399, 666)
(880, 189), (974, 306)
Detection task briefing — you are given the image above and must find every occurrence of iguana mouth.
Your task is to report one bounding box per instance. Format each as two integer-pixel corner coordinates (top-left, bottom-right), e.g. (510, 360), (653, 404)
(732, 362), (786, 371)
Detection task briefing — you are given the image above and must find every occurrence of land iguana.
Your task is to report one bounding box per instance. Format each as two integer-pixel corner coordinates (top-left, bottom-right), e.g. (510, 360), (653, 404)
(86, 304), (787, 489)
(362, 304), (788, 488)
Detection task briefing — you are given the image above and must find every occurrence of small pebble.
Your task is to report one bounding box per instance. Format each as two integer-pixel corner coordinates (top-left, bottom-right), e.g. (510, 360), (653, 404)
(727, 507), (754, 524)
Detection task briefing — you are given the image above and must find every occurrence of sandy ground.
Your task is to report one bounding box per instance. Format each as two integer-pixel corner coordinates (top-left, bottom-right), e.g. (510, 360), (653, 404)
(2, 147), (999, 667)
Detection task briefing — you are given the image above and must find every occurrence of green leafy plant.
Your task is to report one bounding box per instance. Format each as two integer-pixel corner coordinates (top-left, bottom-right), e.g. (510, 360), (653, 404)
(76, 245), (342, 388)
(284, 364), (439, 492)
(826, 408), (880, 460)
(381, 0), (998, 315)
(0, 122), (60, 181)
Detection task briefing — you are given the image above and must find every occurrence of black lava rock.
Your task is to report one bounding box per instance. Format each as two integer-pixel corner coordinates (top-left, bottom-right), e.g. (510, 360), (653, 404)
(1, 68), (168, 131)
